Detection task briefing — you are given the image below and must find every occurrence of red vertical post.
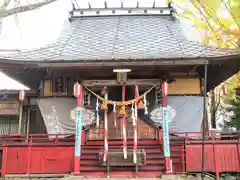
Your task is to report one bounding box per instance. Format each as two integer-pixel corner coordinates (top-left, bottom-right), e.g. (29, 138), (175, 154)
(103, 93), (108, 163)
(1, 146), (8, 176)
(181, 140), (185, 172)
(162, 82), (172, 173)
(74, 83), (83, 175)
(26, 135), (33, 174)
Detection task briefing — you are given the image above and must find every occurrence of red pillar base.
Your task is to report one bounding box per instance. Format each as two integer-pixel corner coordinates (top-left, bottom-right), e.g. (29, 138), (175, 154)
(165, 157), (172, 174)
(73, 156), (81, 175)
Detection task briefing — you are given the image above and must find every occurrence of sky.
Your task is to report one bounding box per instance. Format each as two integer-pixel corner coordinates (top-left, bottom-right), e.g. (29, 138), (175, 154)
(0, 0), (71, 90)
(0, 0), (196, 50)
(0, 0), (196, 90)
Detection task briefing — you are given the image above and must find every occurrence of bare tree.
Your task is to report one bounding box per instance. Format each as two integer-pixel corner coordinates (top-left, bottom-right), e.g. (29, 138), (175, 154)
(0, 0), (58, 34)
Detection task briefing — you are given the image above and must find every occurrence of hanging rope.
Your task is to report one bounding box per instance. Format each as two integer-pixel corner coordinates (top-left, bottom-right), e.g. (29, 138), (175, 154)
(133, 85), (139, 164)
(84, 82), (159, 106)
(122, 84), (127, 159)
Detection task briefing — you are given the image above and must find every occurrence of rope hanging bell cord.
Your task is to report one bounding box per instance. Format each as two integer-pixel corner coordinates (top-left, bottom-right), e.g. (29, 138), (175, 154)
(84, 81), (160, 106)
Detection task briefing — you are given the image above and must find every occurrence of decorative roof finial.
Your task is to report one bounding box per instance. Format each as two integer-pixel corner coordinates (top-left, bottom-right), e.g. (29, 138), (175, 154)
(72, 2), (76, 10)
(136, 1), (139, 8)
(121, 1), (123, 8)
(104, 1), (107, 9)
(152, 1), (155, 8)
(168, 1), (172, 9)
(88, 2), (91, 9)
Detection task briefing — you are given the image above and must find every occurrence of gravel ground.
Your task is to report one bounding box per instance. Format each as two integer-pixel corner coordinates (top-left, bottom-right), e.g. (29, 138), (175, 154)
(59, 175), (214, 180)
(0, 174), (238, 180)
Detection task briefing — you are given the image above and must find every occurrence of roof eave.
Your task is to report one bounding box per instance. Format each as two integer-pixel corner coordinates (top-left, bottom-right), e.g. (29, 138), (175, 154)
(0, 54), (239, 68)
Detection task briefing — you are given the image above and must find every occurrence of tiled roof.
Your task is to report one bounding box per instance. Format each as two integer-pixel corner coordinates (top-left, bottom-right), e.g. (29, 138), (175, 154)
(0, 15), (240, 62)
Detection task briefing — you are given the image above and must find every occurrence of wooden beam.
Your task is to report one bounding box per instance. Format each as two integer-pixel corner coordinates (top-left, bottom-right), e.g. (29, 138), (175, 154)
(83, 79), (159, 87)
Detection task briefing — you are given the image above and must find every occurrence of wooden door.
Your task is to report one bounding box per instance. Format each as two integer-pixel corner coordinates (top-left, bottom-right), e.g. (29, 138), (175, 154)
(87, 112), (157, 140)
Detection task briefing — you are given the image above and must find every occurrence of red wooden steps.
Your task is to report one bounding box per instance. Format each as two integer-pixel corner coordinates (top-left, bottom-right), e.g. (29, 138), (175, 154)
(86, 139), (159, 145)
(79, 139), (165, 178)
(79, 171), (162, 178)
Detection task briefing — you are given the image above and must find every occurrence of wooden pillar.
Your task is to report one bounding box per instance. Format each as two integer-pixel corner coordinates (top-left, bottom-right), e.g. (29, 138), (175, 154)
(162, 81), (172, 174)
(74, 83), (83, 175)
(201, 63), (208, 180)
(18, 101), (23, 134)
(26, 107), (31, 135)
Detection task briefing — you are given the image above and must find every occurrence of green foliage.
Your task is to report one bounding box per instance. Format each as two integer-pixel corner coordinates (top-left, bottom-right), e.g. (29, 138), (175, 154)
(224, 73), (240, 129)
(172, 0), (240, 48)
(172, 0), (240, 128)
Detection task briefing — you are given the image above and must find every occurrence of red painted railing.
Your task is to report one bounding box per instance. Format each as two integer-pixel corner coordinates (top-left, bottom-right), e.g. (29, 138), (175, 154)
(0, 133), (75, 146)
(0, 131), (239, 179)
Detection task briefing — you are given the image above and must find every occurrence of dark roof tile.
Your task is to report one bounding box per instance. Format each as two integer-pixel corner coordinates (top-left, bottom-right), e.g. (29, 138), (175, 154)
(0, 15), (239, 62)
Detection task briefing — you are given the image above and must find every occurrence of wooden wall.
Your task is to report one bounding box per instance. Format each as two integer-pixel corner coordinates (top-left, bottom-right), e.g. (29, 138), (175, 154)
(0, 100), (20, 116)
(87, 112), (157, 140)
(43, 77), (201, 97)
(168, 78), (201, 95)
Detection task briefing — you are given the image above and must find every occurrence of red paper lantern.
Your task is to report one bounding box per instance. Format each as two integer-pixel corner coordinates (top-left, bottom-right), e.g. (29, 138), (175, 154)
(73, 82), (81, 97)
(162, 82), (168, 96)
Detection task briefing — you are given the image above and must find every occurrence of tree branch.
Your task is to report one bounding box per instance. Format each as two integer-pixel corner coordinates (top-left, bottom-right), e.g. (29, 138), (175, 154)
(199, 2), (238, 48)
(0, 19), (2, 34)
(0, 0), (12, 11)
(0, 0), (58, 18)
(190, 0), (222, 47)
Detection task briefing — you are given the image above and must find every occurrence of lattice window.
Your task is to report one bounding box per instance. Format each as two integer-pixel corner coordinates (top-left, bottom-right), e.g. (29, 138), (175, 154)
(83, 91), (91, 107)
(52, 75), (68, 96)
(155, 83), (162, 105)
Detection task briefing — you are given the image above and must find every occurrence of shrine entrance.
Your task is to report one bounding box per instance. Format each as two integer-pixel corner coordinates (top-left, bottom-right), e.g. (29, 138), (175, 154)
(87, 86), (158, 140)
(87, 112), (158, 140)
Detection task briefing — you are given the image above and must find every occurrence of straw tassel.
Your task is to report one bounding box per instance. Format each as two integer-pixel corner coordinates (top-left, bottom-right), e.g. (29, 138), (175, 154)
(118, 105), (126, 117)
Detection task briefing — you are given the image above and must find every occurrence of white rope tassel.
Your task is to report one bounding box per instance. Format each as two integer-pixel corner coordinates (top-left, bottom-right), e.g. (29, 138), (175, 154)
(123, 122), (127, 159)
(134, 102), (138, 121)
(113, 104), (117, 128)
(144, 94), (148, 115)
(103, 111), (108, 162)
(133, 128), (137, 163)
(113, 104), (116, 112)
(131, 103), (134, 118)
(96, 98), (100, 127)
(133, 102), (138, 163)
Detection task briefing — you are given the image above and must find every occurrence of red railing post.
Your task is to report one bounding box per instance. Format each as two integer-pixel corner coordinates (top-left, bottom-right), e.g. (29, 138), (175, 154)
(213, 143), (220, 180)
(1, 146), (8, 176)
(181, 140), (185, 173)
(26, 135), (33, 175)
(55, 134), (59, 144)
